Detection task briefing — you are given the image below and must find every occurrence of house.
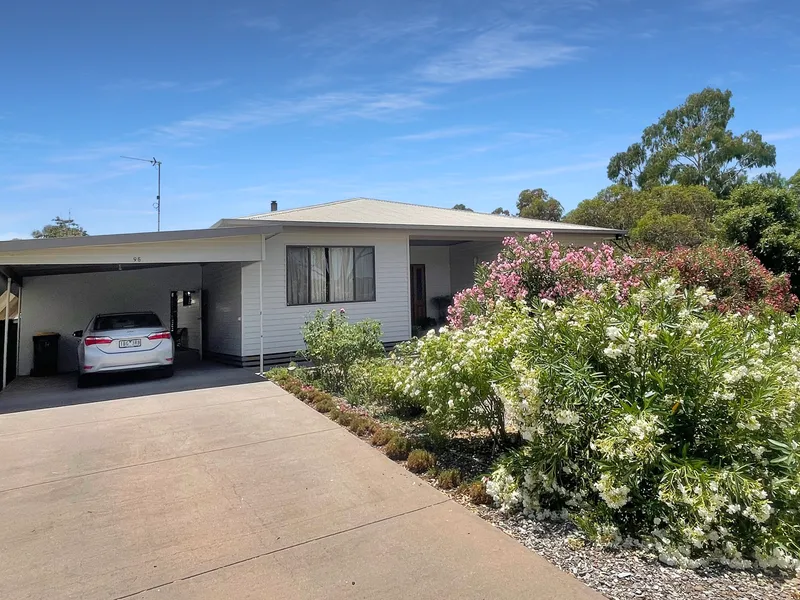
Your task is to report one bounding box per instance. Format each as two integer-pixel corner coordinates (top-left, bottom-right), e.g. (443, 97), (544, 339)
(0, 198), (623, 379)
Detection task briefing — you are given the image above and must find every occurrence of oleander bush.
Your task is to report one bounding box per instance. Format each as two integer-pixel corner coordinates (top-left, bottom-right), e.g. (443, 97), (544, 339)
(448, 233), (796, 329)
(346, 358), (421, 415)
(300, 309), (384, 392)
(478, 280), (800, 571)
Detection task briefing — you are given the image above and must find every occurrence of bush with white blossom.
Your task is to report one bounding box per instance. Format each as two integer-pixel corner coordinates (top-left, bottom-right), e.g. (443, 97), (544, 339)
(473, 279), (800, 571)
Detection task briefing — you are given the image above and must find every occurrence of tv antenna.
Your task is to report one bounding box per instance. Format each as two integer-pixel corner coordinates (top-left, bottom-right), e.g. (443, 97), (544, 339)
(121, 156), (162, 231)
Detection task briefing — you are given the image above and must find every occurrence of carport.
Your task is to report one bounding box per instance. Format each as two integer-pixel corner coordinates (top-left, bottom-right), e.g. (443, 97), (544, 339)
(0, 225), (281, 389)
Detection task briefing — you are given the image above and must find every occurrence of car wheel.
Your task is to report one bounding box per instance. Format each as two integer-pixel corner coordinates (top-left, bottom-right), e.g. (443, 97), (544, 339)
(77, 374), (91, 388)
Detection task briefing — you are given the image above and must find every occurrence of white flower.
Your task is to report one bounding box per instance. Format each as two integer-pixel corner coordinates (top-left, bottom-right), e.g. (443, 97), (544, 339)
(604, 345), (624, 359)
(555, 409), (580, 426)
(541, 298), (556, 307)
(605, 325), (623, 341)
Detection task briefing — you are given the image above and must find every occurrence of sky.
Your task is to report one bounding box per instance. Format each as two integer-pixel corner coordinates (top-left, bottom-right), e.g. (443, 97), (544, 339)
(1, 0), (799, 239)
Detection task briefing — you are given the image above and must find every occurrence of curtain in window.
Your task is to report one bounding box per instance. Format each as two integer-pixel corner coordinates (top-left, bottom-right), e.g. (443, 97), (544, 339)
(287, 247), (309, 305)
(354, 247), (375, 301)
(310, 247), (327, 304)
(329, 247), (354, 302)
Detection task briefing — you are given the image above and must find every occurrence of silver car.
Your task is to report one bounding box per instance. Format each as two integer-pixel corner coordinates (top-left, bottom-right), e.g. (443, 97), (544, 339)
(74, 312), (174, 386)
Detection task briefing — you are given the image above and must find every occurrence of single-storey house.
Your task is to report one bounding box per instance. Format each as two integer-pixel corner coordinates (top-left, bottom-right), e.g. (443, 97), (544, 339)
(0, 198), (622, 380)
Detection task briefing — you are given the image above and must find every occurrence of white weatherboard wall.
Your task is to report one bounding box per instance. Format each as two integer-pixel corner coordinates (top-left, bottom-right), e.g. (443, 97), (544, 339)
(241, 229), (411, 358)
(19, 265), (201, 374)
(409, 246), (451, 320)
(201, 263), (243, 358)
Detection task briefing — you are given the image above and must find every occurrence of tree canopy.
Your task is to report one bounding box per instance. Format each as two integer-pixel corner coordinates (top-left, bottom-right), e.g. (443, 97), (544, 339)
(516, 188), (563, 221)
(31, 216), (88, 239)
(607, 88), (776, 197)
(452, 203), (474, 212)
(564, 184), (718, 251)
(716, 182), (800, 292)
(491, 207), (511, 216)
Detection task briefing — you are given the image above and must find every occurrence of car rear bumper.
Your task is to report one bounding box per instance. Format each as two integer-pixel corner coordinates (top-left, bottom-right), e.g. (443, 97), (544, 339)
(81, 345), (174, 374)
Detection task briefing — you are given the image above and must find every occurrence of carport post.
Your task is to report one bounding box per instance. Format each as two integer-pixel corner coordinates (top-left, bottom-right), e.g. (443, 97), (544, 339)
(2, 275), (10, 390)
(259, 235), (264, 375)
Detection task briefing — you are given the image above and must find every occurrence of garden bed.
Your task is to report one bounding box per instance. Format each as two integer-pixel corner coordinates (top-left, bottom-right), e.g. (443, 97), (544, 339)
(269, 372), (799, 600)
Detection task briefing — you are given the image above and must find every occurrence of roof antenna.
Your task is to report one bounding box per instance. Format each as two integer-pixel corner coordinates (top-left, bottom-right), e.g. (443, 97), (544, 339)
(121, 156), (163, 231)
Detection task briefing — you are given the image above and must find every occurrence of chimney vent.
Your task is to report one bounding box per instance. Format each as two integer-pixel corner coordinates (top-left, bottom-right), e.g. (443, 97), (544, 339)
(270, 200), (278, 212)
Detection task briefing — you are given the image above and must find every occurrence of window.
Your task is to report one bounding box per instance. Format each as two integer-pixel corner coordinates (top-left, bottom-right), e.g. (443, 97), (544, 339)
(287, 246), (375, 305)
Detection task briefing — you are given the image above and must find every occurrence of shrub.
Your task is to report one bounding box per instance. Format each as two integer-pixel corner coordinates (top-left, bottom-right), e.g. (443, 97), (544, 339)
(300, 309), (384, 392)
(348, 416), (377, 436)
(483, 279), (800, 570)
(448, 233), (796, 329)
(313, 398), (336, 413)
(266, 367), (291, 383)
(397, 305), (529, 442)
(370, 428), (395, 447)
(346, 358), (421, 415)
(384, 435), (411, 460)
(448, 232), (640, 328)
(640, 243), (798, 313)
(437, 468), (462, 490)
(334, 411), (355, 428)
(406, 449), (436, 473)
(459, 480), (493, 505)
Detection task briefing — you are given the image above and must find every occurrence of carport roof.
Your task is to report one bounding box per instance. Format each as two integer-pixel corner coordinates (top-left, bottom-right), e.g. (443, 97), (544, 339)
(0, 224), (282, 253)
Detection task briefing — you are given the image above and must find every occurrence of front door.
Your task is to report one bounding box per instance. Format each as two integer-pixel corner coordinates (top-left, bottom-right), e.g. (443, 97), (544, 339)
(410, 264), (427, 326)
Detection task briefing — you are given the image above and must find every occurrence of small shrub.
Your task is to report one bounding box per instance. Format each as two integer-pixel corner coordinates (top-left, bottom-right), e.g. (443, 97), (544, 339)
(459, 480), (493, 505)
(348, 416), (377, 436)
(300, 309), (384, 392)
(266, 367), (291, 383)
(406, 449), (436, 473)
(327, 407), (341, 421)
(313, 398), (336, 413)
(335, 411), (355, 427)
(384, 435), (411, 460)
(370, 428), (395, 447)
(437, 468), (462, 490)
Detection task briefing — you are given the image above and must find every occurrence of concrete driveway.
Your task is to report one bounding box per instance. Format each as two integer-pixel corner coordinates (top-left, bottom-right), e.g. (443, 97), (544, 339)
(0, 374), (601, 600)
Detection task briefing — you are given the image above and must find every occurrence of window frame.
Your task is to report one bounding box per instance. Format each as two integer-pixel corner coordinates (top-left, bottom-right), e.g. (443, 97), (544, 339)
(286, 245), (376, 306)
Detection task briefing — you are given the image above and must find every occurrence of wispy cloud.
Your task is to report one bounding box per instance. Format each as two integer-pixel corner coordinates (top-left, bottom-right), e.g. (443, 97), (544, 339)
(393, 126), (488, 142)
(2, 162), (144, 192)
(764, 127), (800, 142)
(418, 27), (582, 84)
(151, 90), (434, 142)
(482, 159), (606, 183)
(104, 78), (226, 93)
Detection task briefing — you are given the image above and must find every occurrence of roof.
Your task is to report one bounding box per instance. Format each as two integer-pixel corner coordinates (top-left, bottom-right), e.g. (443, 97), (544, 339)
(214, 198), (623, 236)
(0, 224), (283, 253)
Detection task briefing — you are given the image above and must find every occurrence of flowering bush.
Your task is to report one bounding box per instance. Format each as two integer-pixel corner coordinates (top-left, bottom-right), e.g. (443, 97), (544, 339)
(641, 243), (798, 314)
(482, 280), (800, 571)
(396, 305), (529, 441)
(448, 232), (640, 328)
(448, 234), (797, 329)
(300, 309), (384, 392)
(346, 358), (419, 415)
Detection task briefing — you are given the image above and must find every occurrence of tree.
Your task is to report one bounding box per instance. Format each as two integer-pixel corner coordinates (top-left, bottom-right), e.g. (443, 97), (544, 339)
(452, 203), (473, 212)
(491, 207), (511, 216)
(716, 183), (800, 292)
(564, 184), (718, 250)
(754, 171), (787, 188)
(607, 88), (776, 197)
(516, 188), (563, 221)
(31, 216), (88, 239)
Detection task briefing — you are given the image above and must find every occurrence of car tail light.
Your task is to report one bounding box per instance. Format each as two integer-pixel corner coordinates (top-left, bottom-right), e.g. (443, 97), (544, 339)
(147, 331), (171, 341)
(84, 336), (113, 346)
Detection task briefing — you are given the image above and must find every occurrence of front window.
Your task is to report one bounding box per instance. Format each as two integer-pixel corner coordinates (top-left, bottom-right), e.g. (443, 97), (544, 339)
(287, 246), (376, 306)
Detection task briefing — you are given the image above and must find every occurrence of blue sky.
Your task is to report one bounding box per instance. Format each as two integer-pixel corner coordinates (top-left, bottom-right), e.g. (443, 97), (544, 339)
(1, 0), (799, 238)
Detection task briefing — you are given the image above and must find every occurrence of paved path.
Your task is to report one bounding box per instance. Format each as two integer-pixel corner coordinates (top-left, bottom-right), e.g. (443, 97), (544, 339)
(0, 377), (602, 600)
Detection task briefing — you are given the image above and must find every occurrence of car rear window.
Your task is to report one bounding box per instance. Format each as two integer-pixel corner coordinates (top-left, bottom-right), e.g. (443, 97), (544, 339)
(94, 313), (163, 331)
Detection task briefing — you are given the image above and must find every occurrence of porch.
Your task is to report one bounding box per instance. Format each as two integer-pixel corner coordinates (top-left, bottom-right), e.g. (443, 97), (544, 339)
(408, 238), (504, 332)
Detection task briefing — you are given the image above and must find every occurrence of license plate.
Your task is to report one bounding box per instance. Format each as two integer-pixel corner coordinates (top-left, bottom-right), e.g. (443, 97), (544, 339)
(119, 339), (142, 348)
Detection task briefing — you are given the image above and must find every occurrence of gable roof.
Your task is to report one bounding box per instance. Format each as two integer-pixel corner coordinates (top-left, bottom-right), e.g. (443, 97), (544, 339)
(215, 198), (624, 235)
